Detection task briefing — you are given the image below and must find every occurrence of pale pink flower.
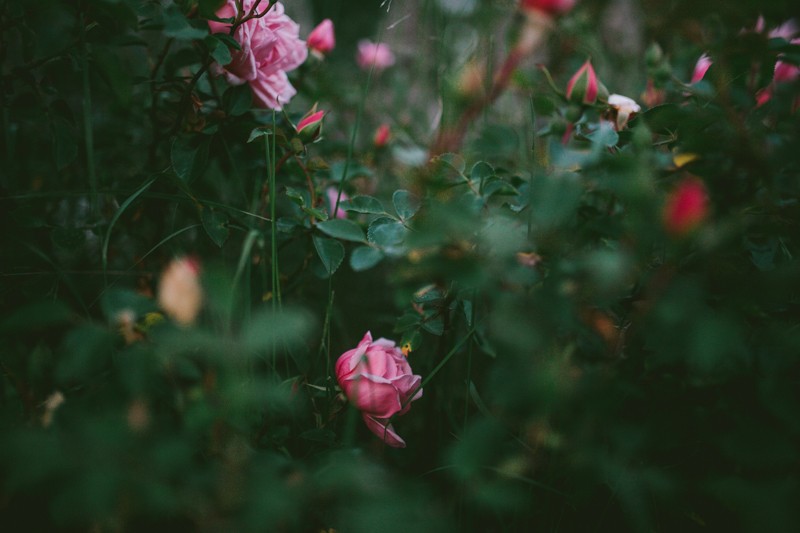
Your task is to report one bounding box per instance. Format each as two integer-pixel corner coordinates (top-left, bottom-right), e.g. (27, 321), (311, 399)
(307, 19), (335, 56)
(356, 40), (395, 71)
(208, 1), (307, 110)
(326, 187), (349, 219)
(691, 54), (713, 84)
(607, 94), (641, 130)
(335, 332), (423, 448)
(158, 257), (203, 326)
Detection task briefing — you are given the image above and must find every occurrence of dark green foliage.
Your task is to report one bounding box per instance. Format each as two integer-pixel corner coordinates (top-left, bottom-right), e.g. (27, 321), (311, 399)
(1, 0), (800, 531)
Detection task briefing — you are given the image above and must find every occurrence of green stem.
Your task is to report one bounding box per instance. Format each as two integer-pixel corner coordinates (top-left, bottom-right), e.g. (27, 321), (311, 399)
(81, 13), (97, 215)
(527, 95), (536, 241)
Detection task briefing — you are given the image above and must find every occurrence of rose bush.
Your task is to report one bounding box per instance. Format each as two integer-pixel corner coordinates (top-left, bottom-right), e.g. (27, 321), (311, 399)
(335, 332), (423, 448)
(208, 0), (307, 109)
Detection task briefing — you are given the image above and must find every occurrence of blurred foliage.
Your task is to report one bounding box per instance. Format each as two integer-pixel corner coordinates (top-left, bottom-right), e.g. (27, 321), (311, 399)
(1, 0), (800, 531)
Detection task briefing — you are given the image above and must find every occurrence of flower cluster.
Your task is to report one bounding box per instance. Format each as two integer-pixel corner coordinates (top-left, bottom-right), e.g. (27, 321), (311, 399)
(208, 1), (307, 110)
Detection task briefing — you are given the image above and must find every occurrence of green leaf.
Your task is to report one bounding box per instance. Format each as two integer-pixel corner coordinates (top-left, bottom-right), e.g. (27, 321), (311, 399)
(313, 235), (345, 276)
(433, 152), (465, 174)
(201, 207), (229, 247)
(241, 307), (314, 352)
(328, 161), (373, 182)
(171, 135), (209, 182)
(204, 34), (232, 66)
(55, 325), (116, 384)
(163, 4), (208, 40)
(0, 300), (72, 335)
(199, 0), (226, 18)
(584, 120), (619, 148)
(392, 190), (420, 220)
(470, 162), (495, 192)
(248, 127), (272, 143)
(341, 195), (386, 215)
(368, 217), (406, 248)
(222, 84), (252, 116)
(350, 245), (384, 271)
(317, 219), (366, 242)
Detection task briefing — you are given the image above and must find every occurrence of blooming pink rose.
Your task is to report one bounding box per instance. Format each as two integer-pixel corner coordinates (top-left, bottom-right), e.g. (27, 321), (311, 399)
(307, 19), (335, 56)
(335, 332), (423, 448)
(356, 40), (395, 71)
(519, 0), (576, 17)
(691, 53), (712, 84)
(208, 1), (307, 110)
(326, 187), (349, 219)
(663, 178), (709, 236)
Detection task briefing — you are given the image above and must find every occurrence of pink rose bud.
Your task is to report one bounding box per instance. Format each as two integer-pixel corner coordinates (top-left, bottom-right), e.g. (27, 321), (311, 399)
(307, 19), (335, 56)
(158, 257), (203, 326)
(607, 93), (641, 130)
(373, 123), (391, 148)
(356, 40), (395, 72)
(335, 332), (423, 448)
(566, 59), (600, 105)
(326, 187), (349, 219)
(691, 53), (713, 84)
(295, 108), (326, 142)
(207, 1), (308, 110)
(663, 178), (709, 236)
(519, 0), (576, 17)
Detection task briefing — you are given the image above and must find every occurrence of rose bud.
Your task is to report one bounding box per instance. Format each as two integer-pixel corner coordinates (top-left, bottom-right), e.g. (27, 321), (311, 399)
(356, 40), (395, 71)
(373, 123), (391, 148)
(566, 59), (603, 105)
(690, 53), (713, 84)
(295, 107), (326, 143)
(663, 177), (709, 236)
(606, 93), (641, 130)
(519, 0), (576, 17)
(158, 257), (203, 326)
(335, 332), (423, 448)
(307, 19), (335, 57)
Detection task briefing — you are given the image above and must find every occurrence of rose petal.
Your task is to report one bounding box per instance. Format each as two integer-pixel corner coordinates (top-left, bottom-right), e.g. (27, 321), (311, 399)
(362, 413), (406, 448)
(343, 376), (402, 418)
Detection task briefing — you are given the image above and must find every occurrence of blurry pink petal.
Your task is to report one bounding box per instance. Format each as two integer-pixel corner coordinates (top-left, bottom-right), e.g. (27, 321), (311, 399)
(691, 54), (712, 84)
(362, 414), (406, 448)
(308, 19), (335, 55)
(357, 40), (395, 71)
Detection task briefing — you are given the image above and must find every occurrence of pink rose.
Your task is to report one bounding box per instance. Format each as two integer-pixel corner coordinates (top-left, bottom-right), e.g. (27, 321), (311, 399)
(208, 1), (307, 110)
(356, 40), (395, 71)
(307, 19), (335, 56)
(335, 332), (423, 448)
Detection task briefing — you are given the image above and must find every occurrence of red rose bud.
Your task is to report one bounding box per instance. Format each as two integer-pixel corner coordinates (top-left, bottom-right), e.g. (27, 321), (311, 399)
(373, 123), (391, 148)
(295, 108), (326, 142)
(520, 0), (576, 17)
(566, 60), (600, 105)
(663, 178), (709, 236)
(307, 19), (335, 57)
